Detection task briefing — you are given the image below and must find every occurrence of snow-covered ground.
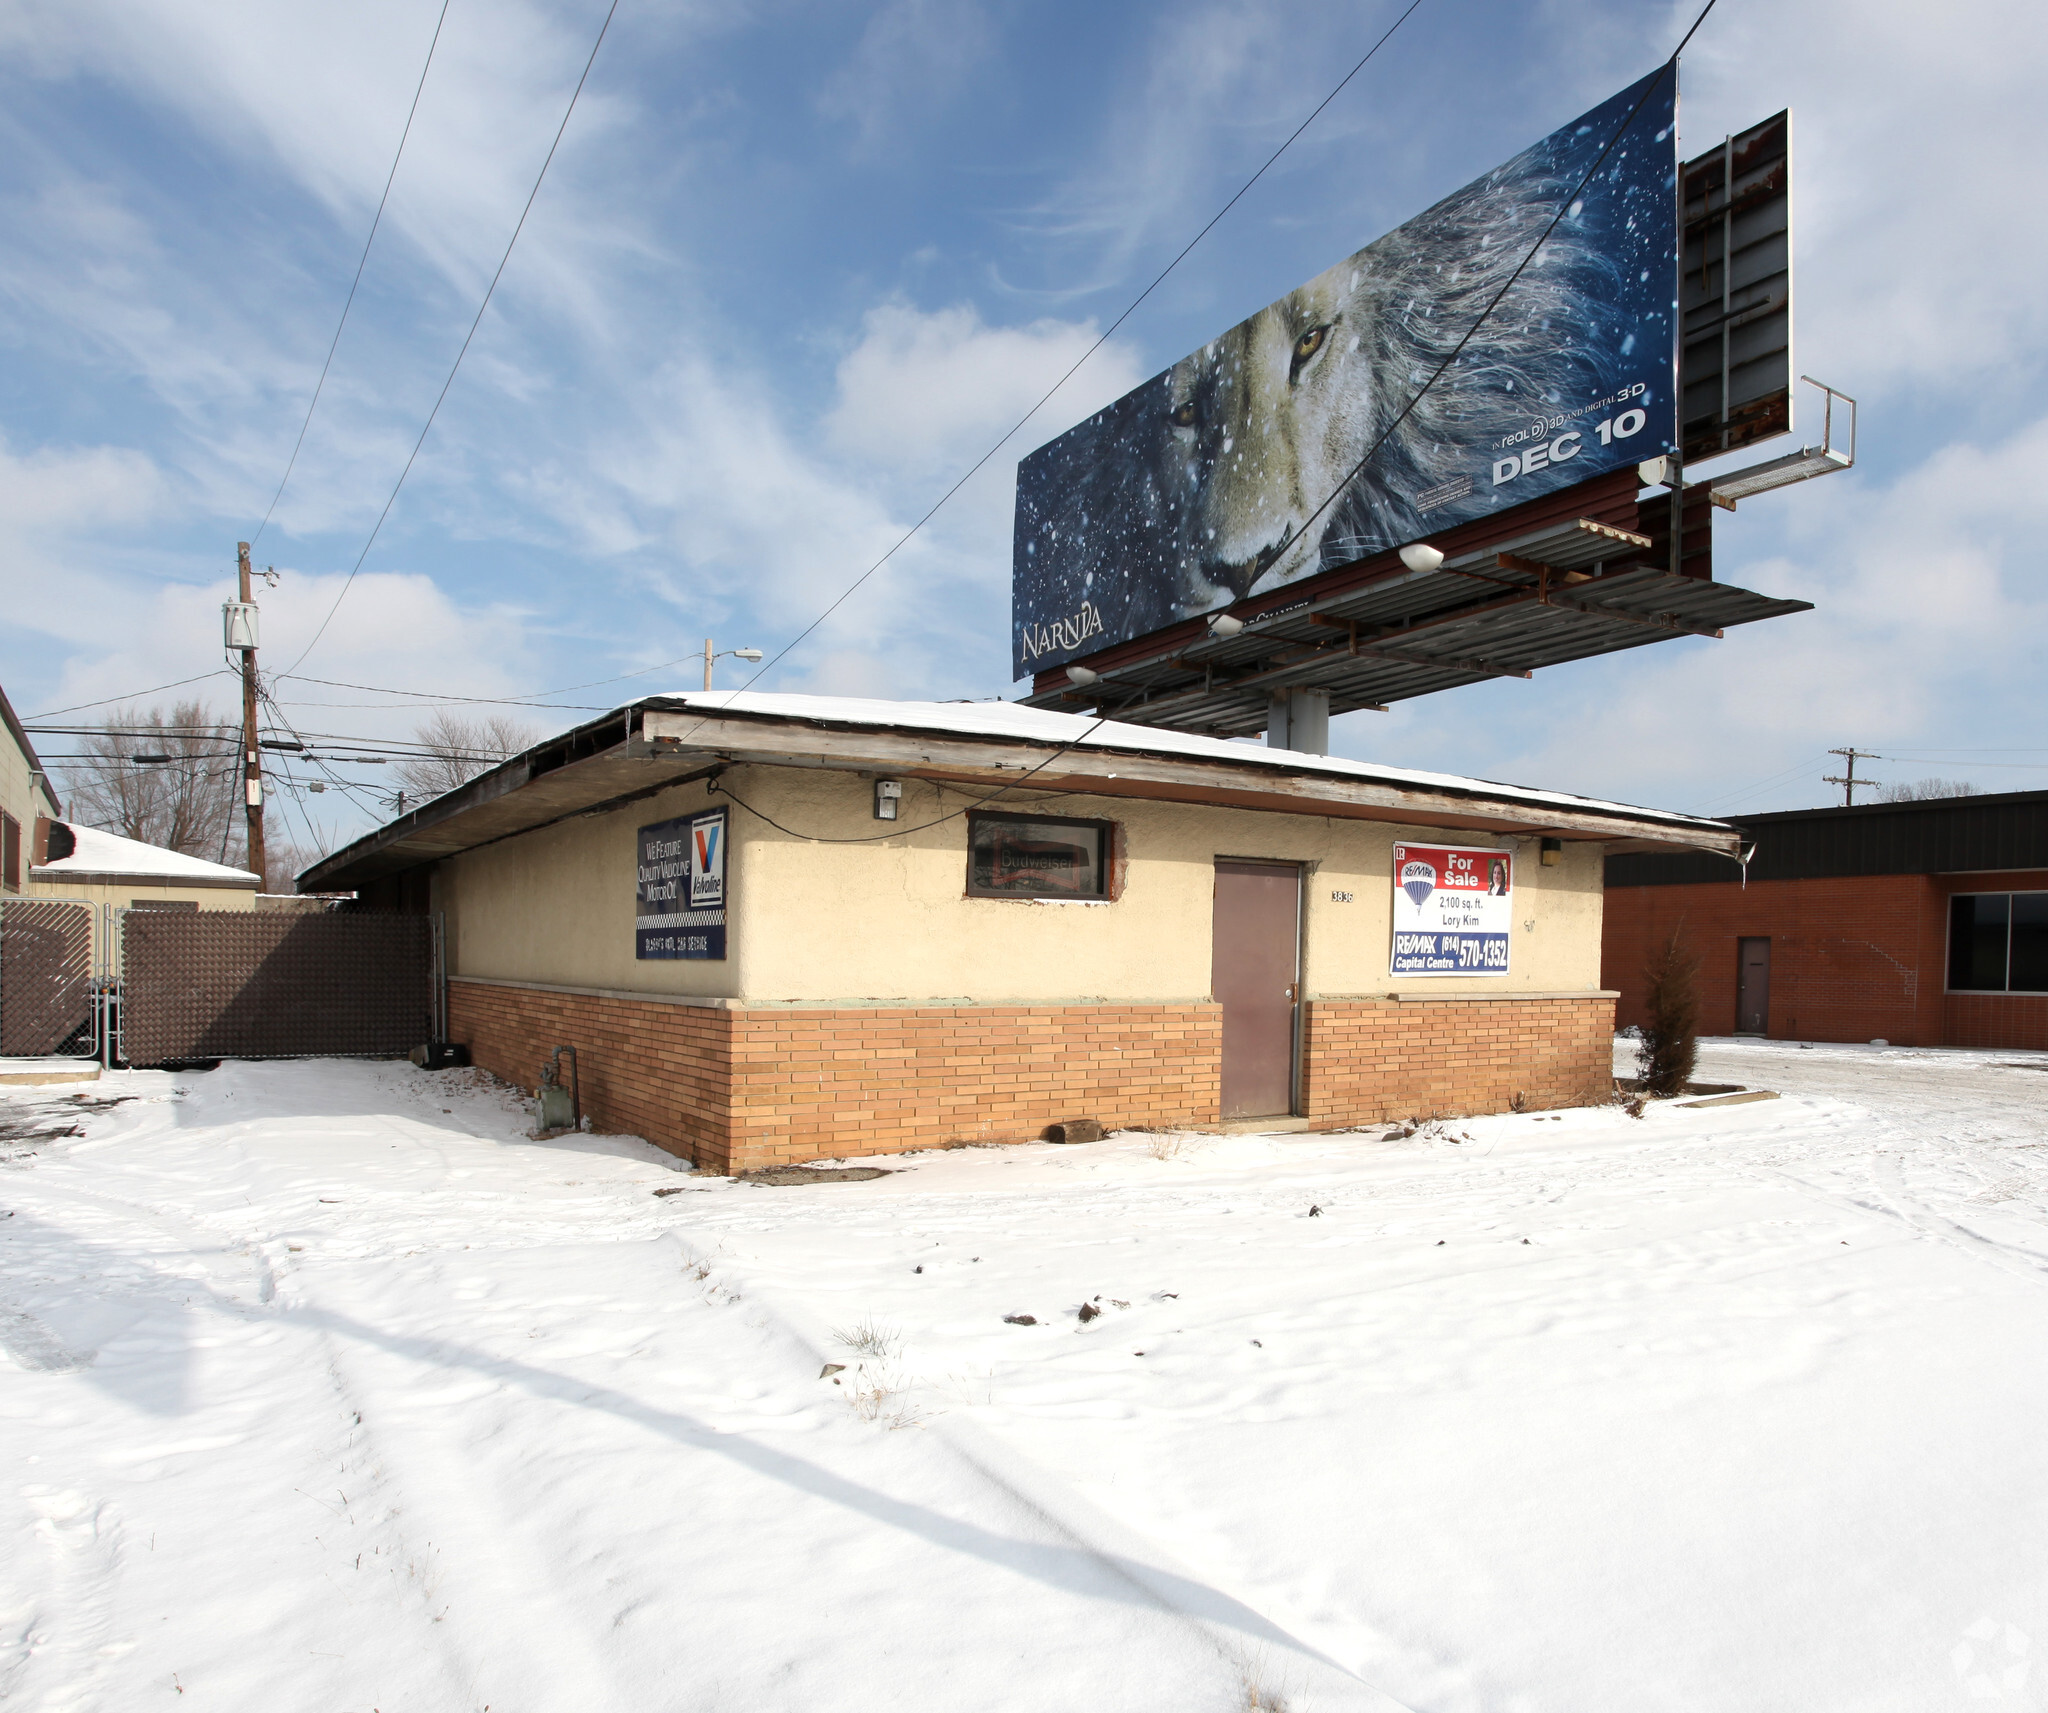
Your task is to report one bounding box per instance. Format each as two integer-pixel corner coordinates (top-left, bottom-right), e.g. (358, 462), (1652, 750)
(3, 1039), (2045, 1712)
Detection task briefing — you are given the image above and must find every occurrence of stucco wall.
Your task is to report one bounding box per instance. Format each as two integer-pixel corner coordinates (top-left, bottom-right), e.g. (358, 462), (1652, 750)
(435, 772), (742, 999)
(438, 762), (1607, 1004)
(0, 729), (60, 893)
(27, 879), (257, 913)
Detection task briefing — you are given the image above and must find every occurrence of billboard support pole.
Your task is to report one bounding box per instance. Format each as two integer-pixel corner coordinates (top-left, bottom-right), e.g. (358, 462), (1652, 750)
(1668, 451), (1684, 578)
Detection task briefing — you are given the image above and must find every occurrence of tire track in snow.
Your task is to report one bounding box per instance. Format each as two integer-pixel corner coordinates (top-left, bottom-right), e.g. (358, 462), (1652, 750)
(680, 1229), (1417, 1713)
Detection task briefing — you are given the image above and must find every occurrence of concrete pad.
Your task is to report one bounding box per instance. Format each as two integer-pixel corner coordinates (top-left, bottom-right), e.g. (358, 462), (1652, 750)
(1678, 1088), (1779, 1107)
(0, 1058), (102, 1086)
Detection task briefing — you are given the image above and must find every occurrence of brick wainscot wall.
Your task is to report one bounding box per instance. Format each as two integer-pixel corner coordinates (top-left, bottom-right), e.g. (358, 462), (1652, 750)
(453, 978), (1618, 1172)
(1301, 994), (1617, 1123)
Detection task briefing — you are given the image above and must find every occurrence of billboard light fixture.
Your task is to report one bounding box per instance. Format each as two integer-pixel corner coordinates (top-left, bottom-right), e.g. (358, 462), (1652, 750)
(1208, 614), (1246, 638)
(1066, 666), (1100, 687)
(1398, 543), (1445, 574)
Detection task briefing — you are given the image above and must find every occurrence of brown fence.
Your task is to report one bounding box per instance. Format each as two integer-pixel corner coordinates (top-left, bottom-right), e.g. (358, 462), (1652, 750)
(0, 900), (95, 1056)
(121, 911), (434, 1065)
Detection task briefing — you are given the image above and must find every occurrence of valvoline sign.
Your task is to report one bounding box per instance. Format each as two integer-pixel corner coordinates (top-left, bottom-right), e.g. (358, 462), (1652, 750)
(1390, 843), (1512, 977)
(637, 807), (728, 960)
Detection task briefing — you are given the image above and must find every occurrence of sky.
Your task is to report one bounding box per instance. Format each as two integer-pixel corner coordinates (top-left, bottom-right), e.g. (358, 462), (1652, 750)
(2, 0), (2044, 850)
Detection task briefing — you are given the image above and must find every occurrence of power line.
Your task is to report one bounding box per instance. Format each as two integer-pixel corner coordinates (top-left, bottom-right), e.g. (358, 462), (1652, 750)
(709, 714), (1117, 846)
(681, 4), (1723, 848)
(23, 672), (240, 722)
(249, 0), (453, 554)
(282, 0), (624, 678)
(274, 648), (738, 709)
(702, 0), (1433, 721)
(1242, 31), (1710, 599)
(268, 3), (1433, 724)
(1691, 752), (1833, 816)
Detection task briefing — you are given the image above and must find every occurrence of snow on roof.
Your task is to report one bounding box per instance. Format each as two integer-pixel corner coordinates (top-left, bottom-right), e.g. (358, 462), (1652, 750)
(641, 690), (1728, 832)
(34, 822), (260, 884)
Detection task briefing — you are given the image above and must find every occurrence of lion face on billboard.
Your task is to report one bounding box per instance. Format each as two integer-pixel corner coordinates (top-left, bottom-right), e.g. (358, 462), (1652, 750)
(1165, 271), (1381, 602)
(1159, 169), (1628, 608)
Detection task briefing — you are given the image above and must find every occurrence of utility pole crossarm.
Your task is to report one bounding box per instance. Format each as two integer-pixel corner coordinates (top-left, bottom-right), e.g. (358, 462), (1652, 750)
(1824, 747), (1881, 807)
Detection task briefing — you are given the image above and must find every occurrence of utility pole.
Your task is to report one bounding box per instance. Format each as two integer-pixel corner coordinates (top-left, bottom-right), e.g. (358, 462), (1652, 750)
(235, 542), (266, 885)
(1823, 747), (1880, 807)
(703, 637), (714, 691)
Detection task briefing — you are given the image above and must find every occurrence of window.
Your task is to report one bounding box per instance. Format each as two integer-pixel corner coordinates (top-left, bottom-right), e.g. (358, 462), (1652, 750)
(1, 812), (18, 892)
(1948, 892), (2048, 993)
(967, 812), (1110, 899)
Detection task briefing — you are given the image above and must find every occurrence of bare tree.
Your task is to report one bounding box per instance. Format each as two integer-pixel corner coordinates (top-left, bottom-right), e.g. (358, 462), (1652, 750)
(393, 711), (535, 803)
(1875, 778), (1981, 802)
(259, 837), (328, 893)
(59, 701), (241, 857)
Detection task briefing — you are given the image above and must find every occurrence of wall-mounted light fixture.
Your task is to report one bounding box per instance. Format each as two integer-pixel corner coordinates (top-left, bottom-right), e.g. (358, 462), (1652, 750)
(1540, 837), (1564, 867)
(874, 779), (902, 821)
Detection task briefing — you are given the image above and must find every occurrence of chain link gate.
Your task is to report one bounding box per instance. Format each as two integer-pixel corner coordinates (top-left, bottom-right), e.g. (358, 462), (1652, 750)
(0, 898), (101, 1058)
(118, 910), (435, 1065)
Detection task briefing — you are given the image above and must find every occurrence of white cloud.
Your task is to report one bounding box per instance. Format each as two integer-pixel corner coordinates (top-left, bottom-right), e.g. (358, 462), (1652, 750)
(0, 436), (164, 535)
(818, 0), (996, 153)
(1340, 415), (2048, 813)
(825, 300), (1147, 474)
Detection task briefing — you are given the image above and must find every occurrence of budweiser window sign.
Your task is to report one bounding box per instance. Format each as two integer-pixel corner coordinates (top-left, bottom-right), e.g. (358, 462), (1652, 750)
(1390, 843), (1512, 977)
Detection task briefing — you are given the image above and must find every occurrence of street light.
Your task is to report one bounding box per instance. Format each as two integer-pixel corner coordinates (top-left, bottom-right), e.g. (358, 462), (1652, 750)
(702, 640), (764, 690)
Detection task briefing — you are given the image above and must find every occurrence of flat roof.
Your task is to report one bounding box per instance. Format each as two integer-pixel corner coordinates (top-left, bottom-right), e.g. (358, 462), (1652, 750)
(1608, 788), (2048, 887)
(34, 822), (260, 888)
(301, 691), (1740, 892)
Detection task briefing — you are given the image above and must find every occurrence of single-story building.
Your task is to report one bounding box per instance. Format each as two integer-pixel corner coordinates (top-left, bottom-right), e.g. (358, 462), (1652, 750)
(1603, 789), (2048, 1049)
(304, 693), (1738, 1173)
(30, 820), (262, 916)
(0, 681), (63, 895)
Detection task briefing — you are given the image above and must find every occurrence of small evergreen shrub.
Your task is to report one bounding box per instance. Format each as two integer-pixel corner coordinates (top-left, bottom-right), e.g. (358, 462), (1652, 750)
(1636, 927), (1702, 1098)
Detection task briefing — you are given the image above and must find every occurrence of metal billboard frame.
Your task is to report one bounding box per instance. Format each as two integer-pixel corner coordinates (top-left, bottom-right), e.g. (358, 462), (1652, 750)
(1680, 111), (1793, 463)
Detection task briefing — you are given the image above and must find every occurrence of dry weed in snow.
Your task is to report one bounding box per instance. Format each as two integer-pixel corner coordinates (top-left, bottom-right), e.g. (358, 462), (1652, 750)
(831, 1315), (902, 1360)
(6, 1041), (2048, 1711)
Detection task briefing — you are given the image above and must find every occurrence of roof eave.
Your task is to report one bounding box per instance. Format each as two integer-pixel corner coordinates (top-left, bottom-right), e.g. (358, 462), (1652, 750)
(302, 699), (1738, 890)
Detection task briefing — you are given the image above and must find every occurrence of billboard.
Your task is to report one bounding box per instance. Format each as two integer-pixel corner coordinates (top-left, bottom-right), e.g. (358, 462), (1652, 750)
(1013, 67), (1679, 679)
(636, 808), (727, 960)
(1390, 843), (1513, 977)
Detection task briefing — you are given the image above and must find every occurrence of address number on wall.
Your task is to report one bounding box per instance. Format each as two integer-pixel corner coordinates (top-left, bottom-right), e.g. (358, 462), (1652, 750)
(1329, 890), (1355, 903)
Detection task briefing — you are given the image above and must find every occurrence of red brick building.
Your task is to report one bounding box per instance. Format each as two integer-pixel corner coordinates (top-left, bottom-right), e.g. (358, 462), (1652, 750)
(1603, 791), (2048, 1049)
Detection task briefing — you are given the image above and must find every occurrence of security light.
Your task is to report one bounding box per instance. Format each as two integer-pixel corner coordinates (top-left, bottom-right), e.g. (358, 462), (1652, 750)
(1398, 543), (1445, 573)
(874, 779), (902, 821)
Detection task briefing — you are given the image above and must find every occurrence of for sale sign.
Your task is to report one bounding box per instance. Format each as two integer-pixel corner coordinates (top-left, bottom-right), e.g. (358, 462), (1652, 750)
(1389, 843), (1512, 976)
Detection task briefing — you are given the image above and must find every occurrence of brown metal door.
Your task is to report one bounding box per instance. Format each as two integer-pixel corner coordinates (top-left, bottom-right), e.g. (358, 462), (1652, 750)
(1212, 861), (1301, 1119)
(1735, 936), (1770, 1035)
